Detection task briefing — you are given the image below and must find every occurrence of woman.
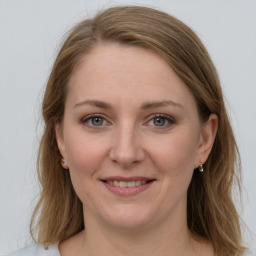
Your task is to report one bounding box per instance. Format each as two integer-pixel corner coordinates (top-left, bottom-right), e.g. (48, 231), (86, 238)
(6, 5), (251, 256)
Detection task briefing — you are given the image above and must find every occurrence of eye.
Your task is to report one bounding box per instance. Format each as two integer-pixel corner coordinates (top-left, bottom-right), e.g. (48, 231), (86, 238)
(81, 114), (109, 127)
(147, 114), (175, 128)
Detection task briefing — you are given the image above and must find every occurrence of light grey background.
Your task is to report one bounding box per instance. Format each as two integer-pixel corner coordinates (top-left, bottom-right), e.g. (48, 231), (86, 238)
(0, 0), (255, 253)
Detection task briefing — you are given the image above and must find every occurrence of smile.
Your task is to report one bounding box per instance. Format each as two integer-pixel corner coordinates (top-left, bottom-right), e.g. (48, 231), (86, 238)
(101, 177), (155, 196)
(105, 180), (147, 187)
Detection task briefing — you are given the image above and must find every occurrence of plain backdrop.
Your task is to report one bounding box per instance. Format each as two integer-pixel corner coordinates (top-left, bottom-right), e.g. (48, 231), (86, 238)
(0, 0), (255, 253)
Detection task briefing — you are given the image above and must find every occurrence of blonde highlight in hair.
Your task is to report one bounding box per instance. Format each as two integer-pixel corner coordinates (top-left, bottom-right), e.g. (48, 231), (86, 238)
(30, 6), (246, 255)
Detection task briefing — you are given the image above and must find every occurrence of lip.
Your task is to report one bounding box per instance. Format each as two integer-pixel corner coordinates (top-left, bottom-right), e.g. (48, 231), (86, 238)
(100, 176), (156, 197)
(101, 176), (154, 182)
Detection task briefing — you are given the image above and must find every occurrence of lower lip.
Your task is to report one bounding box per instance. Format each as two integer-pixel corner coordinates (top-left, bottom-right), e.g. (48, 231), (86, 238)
(102, 181), (154, 196)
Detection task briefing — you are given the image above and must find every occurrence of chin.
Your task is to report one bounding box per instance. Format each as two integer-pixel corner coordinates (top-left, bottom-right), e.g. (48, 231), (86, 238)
(99, 205), (157, 231)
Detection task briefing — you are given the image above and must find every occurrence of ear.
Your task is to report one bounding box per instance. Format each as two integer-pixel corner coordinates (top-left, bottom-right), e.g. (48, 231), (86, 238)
(55, 123), (66, 159)
(195, 114), (218, 167)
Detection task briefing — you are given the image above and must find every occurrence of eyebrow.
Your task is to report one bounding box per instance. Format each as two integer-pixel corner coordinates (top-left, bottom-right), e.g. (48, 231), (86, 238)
(141, 100), (184, 109)
(74, 100), (112, 109)
(73, 99), (183, 109)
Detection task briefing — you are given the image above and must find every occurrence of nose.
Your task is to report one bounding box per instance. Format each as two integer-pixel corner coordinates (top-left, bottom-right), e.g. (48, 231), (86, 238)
(109, 124), (146, 169)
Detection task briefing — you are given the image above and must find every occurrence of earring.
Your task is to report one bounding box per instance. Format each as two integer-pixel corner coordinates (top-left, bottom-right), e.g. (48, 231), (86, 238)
(199, 161), (204, 172)
(61, 158), (69, 169)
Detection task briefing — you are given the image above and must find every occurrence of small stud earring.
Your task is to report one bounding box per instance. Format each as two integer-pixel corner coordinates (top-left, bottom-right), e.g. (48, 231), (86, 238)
(61, 158), (69, 169)
(199, 161), (204, 172)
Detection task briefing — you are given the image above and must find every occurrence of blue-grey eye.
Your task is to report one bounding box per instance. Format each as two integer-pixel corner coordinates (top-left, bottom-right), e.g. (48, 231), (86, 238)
(90, 116), (104, 126)
(153, 117), (167, 126)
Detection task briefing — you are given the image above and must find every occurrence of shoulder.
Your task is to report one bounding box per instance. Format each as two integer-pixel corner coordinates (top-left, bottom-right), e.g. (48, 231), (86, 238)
(3, 244), (60, 256)
(243, 248), (256, 256)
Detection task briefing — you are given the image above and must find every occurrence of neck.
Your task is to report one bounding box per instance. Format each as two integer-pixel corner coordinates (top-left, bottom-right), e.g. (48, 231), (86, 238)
(78, 210), (197, 256)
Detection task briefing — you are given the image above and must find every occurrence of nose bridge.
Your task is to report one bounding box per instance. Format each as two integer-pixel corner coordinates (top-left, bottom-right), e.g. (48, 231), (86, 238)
(109, 120), (144, 168)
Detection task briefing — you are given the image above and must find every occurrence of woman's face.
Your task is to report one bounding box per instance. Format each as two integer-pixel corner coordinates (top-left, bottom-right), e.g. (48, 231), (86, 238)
(56, 43), (212, 231)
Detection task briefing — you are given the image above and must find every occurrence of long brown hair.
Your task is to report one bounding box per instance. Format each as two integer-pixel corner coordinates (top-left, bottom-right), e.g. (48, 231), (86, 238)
(30, 6), (246, 255)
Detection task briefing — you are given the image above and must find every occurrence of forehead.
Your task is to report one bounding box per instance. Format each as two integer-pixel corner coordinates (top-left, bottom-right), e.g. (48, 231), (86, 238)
(67, 43), (197, 112)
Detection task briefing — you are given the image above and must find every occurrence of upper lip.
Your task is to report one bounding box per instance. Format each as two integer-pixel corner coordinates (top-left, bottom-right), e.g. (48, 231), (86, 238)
(101, 176), (156, 182)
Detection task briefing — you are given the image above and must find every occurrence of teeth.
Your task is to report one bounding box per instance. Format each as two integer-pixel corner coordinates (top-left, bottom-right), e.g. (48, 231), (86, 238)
(119, 181), (126, 188)
(135, 180), (141, 186)
(106, 180), (149, 188)
(128, 181), (135, 187)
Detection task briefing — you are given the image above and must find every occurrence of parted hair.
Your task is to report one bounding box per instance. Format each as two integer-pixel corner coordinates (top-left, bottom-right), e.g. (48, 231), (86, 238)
(30, 6), (246, 255)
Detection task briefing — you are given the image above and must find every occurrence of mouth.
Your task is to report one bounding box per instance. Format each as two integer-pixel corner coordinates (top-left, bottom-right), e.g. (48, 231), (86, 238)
(102, 179), (154, 188)
(100, 177), (156, 196)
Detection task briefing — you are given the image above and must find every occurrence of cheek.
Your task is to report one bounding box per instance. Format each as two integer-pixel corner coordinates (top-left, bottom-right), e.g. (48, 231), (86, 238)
(64, 131), (108, 176)
(64, 133), (109, 206)
(149, 129), (199, 177)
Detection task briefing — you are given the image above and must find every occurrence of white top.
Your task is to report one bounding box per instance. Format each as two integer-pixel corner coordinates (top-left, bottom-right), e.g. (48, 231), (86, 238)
(3, 244), (255, 256)
(4, 244), (60, 256)
(244, 249), (256, 256)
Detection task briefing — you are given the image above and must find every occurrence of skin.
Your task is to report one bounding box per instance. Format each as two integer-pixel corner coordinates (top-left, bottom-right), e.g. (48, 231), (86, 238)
(56, 43), (217, 256)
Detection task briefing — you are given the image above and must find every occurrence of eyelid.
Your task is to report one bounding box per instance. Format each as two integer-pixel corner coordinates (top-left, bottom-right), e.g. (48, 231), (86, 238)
(145, 114), (175, 128)
(81, 113), (111, 128)
(80, 113), (175, 129)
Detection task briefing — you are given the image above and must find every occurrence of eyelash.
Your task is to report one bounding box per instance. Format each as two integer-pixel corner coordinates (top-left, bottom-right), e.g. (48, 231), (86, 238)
(81, 114), (175, 129)
(146, 114), (175, 128)
(81, 114), (109, 128)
